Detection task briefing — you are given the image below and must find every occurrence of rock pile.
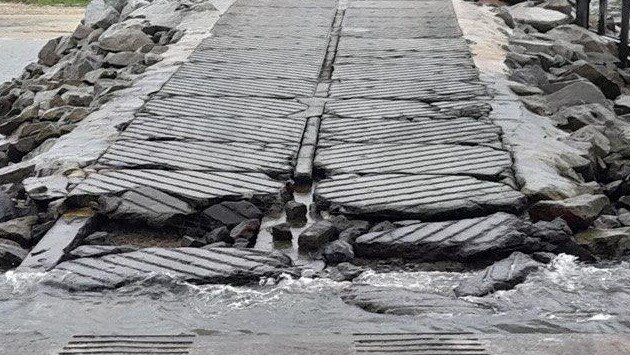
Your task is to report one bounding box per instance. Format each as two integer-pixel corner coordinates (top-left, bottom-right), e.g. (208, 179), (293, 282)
(496, 0), (630, 258)
(0, 0), (214, 270)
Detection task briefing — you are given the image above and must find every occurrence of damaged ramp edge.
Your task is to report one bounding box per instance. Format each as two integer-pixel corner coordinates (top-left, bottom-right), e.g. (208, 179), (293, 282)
(18, 212), (97, 272)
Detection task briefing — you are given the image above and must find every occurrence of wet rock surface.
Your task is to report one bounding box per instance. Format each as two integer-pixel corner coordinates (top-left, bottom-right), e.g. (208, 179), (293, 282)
(342, 285), (492, 315)
(454, 252), (542, 297)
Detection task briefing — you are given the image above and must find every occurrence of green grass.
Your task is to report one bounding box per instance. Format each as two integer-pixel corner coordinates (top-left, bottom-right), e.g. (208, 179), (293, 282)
(1, 0), (88, 6)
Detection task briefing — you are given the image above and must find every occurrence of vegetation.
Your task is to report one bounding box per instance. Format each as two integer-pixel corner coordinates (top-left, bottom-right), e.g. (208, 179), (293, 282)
(1, 0), (88, 6)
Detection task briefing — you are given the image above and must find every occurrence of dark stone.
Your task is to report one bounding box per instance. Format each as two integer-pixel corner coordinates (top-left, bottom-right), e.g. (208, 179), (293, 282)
(322, 240), (354, 265)
(38, 38), (61, 66)
(575, 228), (630, 257)
(0, 239), (28, 270)
(204, 226), (231, 244)
(454, 252), (542, 297)
(546, 81), (609, 113)
(83, 231), (113, 246)
(339, 226), (369, 244)
(285, 201), (307, 223)
(532, 251), (557, 263)
(510, 65), (550, 87)
(0, 216), (38, 248)
(181, 235), (206, 247)
(202, 200), (262, 229)
(298, 221), (337, 251)
(270, 223), (292, 242)
(0, 190), (16, 223)
(562, 60), (621, 99)
(229, 219), (260, 248)
(594, 215), (622, 229)
(321, 262), (366, 282)
(342, 285), (492, 315)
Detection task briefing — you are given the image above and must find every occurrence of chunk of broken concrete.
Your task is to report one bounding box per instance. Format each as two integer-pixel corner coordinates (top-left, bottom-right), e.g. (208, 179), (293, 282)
(508, 6), (571, 32)
(100, 186), (194, 227)
(0, 216), (38, 248)
(270, 222), (292, 242)
(454, 252), (542, 297)
(546, 81), (609, 113)
(202, 200), (262, 229)
(69, 245), (137, 258)
(0, 238), (28, 270)
(298, 221), (337, 251)
(229, 219), (260, 248)
(322, 240), (354, 265)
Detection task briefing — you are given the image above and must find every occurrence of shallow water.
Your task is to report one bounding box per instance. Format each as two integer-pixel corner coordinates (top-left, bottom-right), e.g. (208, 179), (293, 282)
(1, 254), (630, 353)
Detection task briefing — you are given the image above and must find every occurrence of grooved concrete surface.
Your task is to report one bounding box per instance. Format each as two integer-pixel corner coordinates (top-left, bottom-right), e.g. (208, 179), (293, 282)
(314, 0), (525, 219)
(73, 0), (525, 219)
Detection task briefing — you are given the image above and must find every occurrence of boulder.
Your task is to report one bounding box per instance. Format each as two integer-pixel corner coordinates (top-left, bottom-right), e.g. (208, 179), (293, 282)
(229, 219), (260, 247)
(322, 262), (366, 282)
(99, 23), (154, 52)
(0, 238), (28, 270)
(546, 25), (615, 54)
(322, 240), (354, 265)
(593, 215), (622, 229)
(541, 0), (572, 15)
(510, 65), (550, 87)
(552, 104), (617, 131)
(94, 7), (120, 30)
(0, 216), (38, 248)
(614, 95), (630, 115)
(202, 200), (262, 229)
(298, 221), (337, 251)
(72, 24), (94, 40)
(63, 52), (104, 80)
(100, 186), (194, 227)
(562, 61), (621, 99)
(284, 200), (307, 224)
(38, 38), (61, 66)
(568, 125), (611, 158)
(454, 252), (542, 297)
(575, 228), (630, 257)
(204, 226), (231, 244)
(61, 89), (94, 107)
(0, 190), (16, 223)
(508, 82), (544, 96)
(529, 194), (611, 230)
(508, 6), (571, 32)
(104, 51), (145, 67)
(270, 223), (292, 242)
(546, 81), (609, 113)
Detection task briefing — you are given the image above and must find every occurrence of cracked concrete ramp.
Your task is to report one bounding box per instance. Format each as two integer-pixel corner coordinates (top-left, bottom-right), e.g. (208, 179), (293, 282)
(46, 247), (295, 291)
(313, 0), (525, 219)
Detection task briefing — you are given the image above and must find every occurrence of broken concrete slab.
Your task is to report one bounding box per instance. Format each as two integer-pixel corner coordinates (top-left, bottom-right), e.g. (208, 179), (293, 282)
(68, 245), (138, 259)
(454, 252), (542, 297)
(46, 247), (295, 291)
(202, 200), (262, 229)
(99, 186), (194, 227)
(315, 174), (526, 220)
(353, 213), (529, 261)
(529, 194), (611, 230)
(19, 210), (97, 271)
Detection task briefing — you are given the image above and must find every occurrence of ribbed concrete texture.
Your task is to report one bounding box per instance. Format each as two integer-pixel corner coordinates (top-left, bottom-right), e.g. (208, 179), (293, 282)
(73, 0), (338, 203)
(314, 0), (525, 220)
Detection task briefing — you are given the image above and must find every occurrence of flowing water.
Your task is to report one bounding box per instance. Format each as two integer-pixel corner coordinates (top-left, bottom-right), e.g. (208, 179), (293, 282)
(2, 254), (630, 353)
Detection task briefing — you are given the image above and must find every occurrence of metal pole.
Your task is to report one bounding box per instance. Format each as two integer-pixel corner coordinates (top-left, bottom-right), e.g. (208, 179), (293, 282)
(621, 0), (630, 67)
(576, 0), (591, 28)
(598, 0), (608, 34)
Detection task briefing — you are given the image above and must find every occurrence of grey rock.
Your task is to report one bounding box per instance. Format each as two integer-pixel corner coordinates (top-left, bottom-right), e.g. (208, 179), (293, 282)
(202, 200), (262, 229)
(576, 228), (630, 257)
(284, 201), (307, 223)
(354, 213), (529, 261)
(532, 251), (557, 263)
(0, 162), (35, 185)
(94, 78), (132, 96)
(0, 216), (38, 248)
(270, 223), (292, 242)
(454, 252), (542, 297)
(568, 125), (611, 158)
(339, 226), (370, 243)
(72, 24), (94, 40)
(618, 209), (630, 226)
(552, 104), (616, 131)
(541, 0), (572, 15)
(322, 262), (365, 282)
(23, 175), (69, 201)
(508, 82), (544, 96)
(505, 52), (540, 68)
(104, 51), (145, 67)
(529, 194), (611, 230)
(94, 7), (120, 30)
(38, 38), (61, 66)
(594, 215), (622, 229)
(322, 240), (354, 265)
(46, 247), (295, 291)
(510, 65), (550, 87)
(144, 53), (162, 66)
(86, 28), (104, 44)
(508, 6), (571, 32)
(298, 221), (337, 251)
(369, 221), (396, 233)
(546, 81), (609, 113)
(54, 36), (77, 56)
(342, 285), (492, 315)
(99, 23), (154, 52)
(61, 90), (94, 107)
(181, 235), (207, 247)
(84, 68), (117, 84)
(121, 0), (149, 19)
(547, 25), (614, 54)
(229, 219), (260, 247)
(64, 52), (104, 80)
(204, 226), (231, 244)
(100, 186), (194, 227)
(614, 95), (630, 115)
(0, 238), (28, 270)
(562, 60), (621, 99)
(496, 7), (515, 28)
(69, 244), (137, 258)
